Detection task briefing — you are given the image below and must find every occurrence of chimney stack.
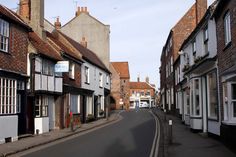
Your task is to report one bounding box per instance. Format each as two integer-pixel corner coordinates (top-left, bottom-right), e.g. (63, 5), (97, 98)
(137, 76), (140, 82)
(145, 76), (149, 83)
(80, 37), (87, 48)
(196, 0), (207, 24)
(54, 17), (61, 30)
(19, 0), (30, 20)
(76, 6), (89, 17)
(19, 0), (45, 38)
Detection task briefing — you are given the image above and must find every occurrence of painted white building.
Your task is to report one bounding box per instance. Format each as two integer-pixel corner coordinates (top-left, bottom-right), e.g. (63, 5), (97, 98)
(178, 2), (220, 135)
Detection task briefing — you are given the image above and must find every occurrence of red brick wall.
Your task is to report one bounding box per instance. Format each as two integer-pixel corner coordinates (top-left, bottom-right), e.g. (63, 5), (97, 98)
(0, 22), (28, 74)
(215, 0), (236, 120)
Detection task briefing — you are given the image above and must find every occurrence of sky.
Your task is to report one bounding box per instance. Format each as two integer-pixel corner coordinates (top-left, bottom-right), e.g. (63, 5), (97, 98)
(1, 0), (215, 89)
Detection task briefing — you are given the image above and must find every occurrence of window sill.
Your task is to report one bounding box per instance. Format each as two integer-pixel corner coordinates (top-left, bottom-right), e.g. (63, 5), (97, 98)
(0, 50), (10, 54)
(208, 117), (218, 122)
(223, 41), (232, 51)
(222, 120), (236, 126)
(85, 82), (90, 85)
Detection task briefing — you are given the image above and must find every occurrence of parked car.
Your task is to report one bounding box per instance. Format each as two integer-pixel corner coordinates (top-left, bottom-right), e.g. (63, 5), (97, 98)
(139, 102), (149, 108)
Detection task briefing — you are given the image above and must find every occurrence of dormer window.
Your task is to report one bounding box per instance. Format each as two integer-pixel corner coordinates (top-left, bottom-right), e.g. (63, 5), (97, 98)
(0, 19), (9, 53)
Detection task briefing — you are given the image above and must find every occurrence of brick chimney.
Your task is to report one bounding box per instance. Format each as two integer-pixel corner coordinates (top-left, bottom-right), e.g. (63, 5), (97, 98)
(76, 6), (89, 17)
(80, 37), (87, 48)
(19, 0), (30, 20)
(19, 0), (45, 38)
(196, 0), (207, 24)
(54, 17), (61, 30)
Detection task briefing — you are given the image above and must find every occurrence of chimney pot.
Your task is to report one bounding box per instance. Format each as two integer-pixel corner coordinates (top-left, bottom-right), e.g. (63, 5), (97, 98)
(54, 17), (61, 30)
(80, 36), (87, 48)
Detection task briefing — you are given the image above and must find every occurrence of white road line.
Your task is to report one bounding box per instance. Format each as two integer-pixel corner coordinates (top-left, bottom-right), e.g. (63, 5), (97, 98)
(149, 111), (159, 157)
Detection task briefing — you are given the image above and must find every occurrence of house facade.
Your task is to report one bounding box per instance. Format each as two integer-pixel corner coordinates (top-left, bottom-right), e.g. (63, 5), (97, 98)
(57, 31), (111, 120)
(110, 62), (130, 110)
(129, 77), (156, 109)
(60, 6), (110, 69)
(178, 2), (219, 135)
(0, 5), (31, 143)
(19, 0), (64, 134)
(213, 0), (236, 148)
(160, 0), (207, 114)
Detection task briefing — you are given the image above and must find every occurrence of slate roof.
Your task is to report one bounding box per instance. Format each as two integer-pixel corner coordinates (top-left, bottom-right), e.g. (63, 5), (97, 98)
(130, 82), (154, 90)
(0, 4), (31, 30)
(58, 31), (110, 73)
(111, 62), (130, 79)
(29, 32), (63, 61)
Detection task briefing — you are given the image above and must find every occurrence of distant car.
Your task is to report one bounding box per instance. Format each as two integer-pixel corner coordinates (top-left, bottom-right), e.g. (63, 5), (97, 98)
(139, 102), (149, 108)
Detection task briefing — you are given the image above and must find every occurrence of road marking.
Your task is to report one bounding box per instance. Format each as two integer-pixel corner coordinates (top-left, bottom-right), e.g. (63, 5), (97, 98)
(149, 110), (160, 157)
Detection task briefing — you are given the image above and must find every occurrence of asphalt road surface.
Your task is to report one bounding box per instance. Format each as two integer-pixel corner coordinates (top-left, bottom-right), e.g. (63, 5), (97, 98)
(22, 109), (156, 157)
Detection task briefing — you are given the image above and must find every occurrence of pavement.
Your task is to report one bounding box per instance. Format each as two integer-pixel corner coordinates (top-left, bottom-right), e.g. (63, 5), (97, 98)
(152, 108), (236, 157)
(0, 110), (122, 157)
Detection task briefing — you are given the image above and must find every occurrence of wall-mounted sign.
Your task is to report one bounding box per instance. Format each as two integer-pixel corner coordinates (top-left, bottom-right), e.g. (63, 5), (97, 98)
(55, 61), (69, 72)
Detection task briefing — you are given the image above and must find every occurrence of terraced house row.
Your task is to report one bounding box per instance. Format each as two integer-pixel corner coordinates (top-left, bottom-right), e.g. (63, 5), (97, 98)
(0, 0), (111, 144)
(160, 0), (236, 148)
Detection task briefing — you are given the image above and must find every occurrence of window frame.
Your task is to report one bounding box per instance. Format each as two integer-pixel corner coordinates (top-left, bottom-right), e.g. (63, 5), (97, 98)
(207, 71), (218, 119)
(99, 72), (103, 88)
(192, 39), (196, 61)
(69, 62), (75, 79)
(203, 26), (209, 55)
(0, 78), (17, 115)
(85, 66), (90, 84)
(0, 18), (10, 53)
(224, 12), (231, 45)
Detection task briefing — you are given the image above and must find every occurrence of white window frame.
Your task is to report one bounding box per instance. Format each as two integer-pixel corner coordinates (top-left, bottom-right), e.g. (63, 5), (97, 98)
(0, 18), (9, 52)
(224, 82), (236, 123)
(190, 79), (201, 117)
(0, 78), (17, 115)
(99, 73), (103, 87)
(224, 12), (231, 45)
(207, 71), (218, 119)
(85, 66), (90, 84)
(35, 95), (48, 117)
(106, 74), (109, 85)
(70, 94), (80, 114)
(69, 62), (75, 79)
(203, 26), (209, 55)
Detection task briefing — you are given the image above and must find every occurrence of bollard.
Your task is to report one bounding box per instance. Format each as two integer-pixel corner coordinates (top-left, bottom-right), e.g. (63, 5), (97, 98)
(169, 119), (173, 144)
(164, 109), (167, 122)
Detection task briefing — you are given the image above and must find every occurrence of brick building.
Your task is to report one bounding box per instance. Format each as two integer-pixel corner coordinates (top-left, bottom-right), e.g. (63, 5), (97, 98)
(0, 4), (31, 143)
(129, 77), (156, 109)
(160, 0), (207, 113)
(213, 0), (236, 148)
(110, 62), (130, 110)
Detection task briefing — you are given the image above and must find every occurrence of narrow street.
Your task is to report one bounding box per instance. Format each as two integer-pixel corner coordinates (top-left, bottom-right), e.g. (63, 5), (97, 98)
(20, 110), (156, 157)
